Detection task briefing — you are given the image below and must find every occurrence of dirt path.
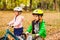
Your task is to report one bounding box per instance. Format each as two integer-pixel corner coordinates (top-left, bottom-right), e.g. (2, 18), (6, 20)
(0, 11), (60, 40)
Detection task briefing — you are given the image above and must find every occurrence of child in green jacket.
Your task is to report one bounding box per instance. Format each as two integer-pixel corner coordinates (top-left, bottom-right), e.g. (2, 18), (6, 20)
(26, 9), (46, 40)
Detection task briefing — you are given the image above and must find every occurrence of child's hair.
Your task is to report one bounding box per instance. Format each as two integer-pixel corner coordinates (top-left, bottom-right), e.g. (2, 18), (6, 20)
(32, 14), (43, 17)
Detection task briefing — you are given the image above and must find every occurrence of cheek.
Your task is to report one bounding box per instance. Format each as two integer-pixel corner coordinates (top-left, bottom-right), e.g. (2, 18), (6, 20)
(36, 17), (38, 20)
(33, 17), (35, 19)
(39, 16), (42, 19)
(15, 12), (18, 15)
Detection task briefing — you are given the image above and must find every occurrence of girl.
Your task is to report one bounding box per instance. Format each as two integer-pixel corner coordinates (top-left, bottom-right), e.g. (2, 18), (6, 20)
(8, 7), (24, 40)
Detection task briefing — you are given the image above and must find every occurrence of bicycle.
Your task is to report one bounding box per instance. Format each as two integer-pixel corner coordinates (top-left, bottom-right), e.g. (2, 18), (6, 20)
(26, 33), (44, 40)
(0, 25), (26, 40)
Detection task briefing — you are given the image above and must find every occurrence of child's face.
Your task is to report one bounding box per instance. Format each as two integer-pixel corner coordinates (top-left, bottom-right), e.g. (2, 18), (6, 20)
(14, 11), (19, 16)
(33, 15), (39, 21)
(14, 11), (22, 16)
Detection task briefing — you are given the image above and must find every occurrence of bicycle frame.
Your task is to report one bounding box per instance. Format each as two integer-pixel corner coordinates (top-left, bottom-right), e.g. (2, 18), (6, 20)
(0, 26), (40, 40)
(4, 29), (19, 40)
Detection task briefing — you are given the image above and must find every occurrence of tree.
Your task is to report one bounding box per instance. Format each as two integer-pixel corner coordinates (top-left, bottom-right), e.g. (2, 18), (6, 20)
(3, 0), (6, 10)
(53, 0), (59, 11)
(30, 0), (32, 10)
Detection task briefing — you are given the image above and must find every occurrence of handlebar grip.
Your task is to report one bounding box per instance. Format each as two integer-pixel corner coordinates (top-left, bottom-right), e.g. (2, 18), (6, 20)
(11, 26), (14, 28)
(22, 33), (26, 37)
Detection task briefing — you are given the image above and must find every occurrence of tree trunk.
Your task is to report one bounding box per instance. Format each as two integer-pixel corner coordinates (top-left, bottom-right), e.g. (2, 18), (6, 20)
(53, 0), (58, 11)
(3, 1), (6, 10)
(30, 0), (32, 10)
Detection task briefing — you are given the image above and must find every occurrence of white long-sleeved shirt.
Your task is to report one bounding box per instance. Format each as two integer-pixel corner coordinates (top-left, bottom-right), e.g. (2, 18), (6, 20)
(8, 15), (24, 28)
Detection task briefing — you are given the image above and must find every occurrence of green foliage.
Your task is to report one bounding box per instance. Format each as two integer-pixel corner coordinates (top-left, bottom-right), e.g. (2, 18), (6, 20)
(57, 0), (60, 11)
(0, 2), (4, 9)
(32, 0), (40, 9)
(0, 0), (60, 11)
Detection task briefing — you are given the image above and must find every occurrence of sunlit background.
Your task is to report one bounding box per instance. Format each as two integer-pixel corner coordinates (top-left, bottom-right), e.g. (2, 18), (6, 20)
(0, 0), (60, 40)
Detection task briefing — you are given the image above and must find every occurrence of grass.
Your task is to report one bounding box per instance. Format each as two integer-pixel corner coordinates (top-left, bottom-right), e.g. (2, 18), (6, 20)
(0, 11), (60, 40)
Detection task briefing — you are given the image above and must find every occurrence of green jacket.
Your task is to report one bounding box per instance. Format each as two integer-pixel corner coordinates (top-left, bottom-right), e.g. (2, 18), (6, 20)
(27, 20), (46, 38)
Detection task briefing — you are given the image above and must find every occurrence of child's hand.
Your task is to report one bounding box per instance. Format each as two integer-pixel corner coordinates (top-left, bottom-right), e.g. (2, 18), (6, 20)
(25, 32), (29, 35)
(7, 23), (14, 28)
(7, 24), (11, 26)
(36, 34), (39, 37)
(25, 32), (29, 38)
(35, 34), (39, 39)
